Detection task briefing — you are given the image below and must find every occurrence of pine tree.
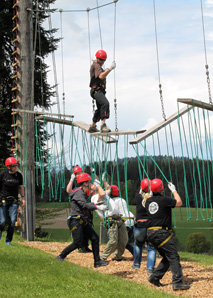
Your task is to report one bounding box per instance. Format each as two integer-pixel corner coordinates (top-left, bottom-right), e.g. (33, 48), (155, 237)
(0, 0), (59, 167)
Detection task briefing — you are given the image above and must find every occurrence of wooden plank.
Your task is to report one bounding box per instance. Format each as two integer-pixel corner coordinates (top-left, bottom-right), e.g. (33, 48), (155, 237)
(92, 129), (146, 136)
(35, 116), (116, 144)
(177, 98), (213, 111)
(129, 106), (193, 144)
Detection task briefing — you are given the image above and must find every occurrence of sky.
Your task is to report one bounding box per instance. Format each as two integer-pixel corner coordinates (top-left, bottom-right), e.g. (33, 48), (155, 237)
(41, 0), (213, 161)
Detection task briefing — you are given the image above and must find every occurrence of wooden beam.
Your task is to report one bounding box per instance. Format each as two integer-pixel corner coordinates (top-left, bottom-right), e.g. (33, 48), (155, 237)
(129, 106), (193, 144)
(13, 108), (74, 118)
(35, 116), (117, 144)
(177, 98), (213, 111)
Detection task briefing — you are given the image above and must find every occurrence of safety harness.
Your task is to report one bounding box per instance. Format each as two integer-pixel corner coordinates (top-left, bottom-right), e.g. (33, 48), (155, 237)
(69, 215), (92, 233)
(147, 226), (173, 248)
(0, 195), (19, 206)
(105, 214), (124, 229)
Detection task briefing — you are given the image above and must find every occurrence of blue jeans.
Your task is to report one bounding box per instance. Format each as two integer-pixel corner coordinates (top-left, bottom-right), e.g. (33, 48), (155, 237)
(0, 201), (18, 242)
(133, 226), (156, 272)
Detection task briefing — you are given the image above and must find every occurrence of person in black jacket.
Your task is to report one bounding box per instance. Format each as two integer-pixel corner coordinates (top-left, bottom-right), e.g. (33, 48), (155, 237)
(57, 173), (109, 268)
(0, 157), (25, 246)
(145, 178), (190, 291)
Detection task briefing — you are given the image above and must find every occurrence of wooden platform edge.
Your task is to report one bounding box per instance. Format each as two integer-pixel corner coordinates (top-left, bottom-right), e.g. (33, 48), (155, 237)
(177, 98), (213, 111)
(129, 105), (193, 145)
(35, 117), (117, 144)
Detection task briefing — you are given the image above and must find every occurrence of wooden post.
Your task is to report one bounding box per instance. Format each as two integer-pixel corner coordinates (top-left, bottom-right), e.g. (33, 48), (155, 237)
(19, 0), (35, 241)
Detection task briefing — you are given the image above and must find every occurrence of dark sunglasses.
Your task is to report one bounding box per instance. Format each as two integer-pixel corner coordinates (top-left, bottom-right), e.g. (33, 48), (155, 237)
(11, 164), (18, 167)
(99, 58), (106, 61)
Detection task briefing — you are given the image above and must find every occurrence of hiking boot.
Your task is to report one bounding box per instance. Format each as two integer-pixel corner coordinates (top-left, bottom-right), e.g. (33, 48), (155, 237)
(6, 241), (12, 246)
(131, 264), (140, 269)
(173, 283), (190, 291)
(148, 275), (164, 287)
(56, 255), (64, 261)
(94, 259), (109, 268)
(88, 125), (99, 133)
(100, 123), (111, 133)
(112, 257), (123, 261)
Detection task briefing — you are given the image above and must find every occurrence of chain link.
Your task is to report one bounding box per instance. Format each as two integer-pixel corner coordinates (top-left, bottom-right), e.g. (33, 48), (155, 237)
(114, 98), (118, 131)
(92, 99), (95, 115)
(62, 92), (65, 116)
(159, 84), (166, 121)
(205, 65), (212, 105)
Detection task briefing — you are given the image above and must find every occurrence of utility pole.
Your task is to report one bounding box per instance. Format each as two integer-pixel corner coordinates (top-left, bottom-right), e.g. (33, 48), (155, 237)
(18, 0), (35, 241)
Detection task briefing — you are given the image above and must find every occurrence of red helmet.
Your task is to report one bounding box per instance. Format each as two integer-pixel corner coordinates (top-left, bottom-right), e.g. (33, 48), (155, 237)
(77, 173), (91, 184)
(95, 50), (107, 60)
(140, 178), (152, 193)
(5, 157), (18, 167)
(73, 166), (82, 174)
(111, 185), (119, 196)
(151, 179), (163, 193)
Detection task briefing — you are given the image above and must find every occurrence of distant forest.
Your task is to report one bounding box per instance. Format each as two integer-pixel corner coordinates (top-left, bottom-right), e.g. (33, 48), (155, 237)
(36, 155), (213, 209)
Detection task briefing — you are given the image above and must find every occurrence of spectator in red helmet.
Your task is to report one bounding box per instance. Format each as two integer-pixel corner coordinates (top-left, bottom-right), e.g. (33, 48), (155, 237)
(88, 49), (116, 133)
(57, 173), (109, 268)
(99, 184), (128, 261)
(0, 157), (25, 246)
(145, 179), (190, 291)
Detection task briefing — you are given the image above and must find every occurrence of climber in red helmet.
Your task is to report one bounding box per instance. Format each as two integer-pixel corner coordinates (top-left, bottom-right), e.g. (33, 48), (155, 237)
(88, 49), (116, 133)
(0, 157), (25, 246)
(57, 173), (109, 268)
(145, 178), (190, 291)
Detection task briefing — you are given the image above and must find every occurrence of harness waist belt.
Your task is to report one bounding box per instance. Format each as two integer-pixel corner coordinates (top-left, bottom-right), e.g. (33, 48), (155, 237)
(147, 226), (171, 231)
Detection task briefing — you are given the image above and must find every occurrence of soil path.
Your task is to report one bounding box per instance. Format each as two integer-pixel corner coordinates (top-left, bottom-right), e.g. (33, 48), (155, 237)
(22, 241), (213, 298)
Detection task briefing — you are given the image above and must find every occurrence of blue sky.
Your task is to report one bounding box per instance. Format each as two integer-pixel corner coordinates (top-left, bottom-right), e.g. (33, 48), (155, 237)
(42, 0), (213, 159)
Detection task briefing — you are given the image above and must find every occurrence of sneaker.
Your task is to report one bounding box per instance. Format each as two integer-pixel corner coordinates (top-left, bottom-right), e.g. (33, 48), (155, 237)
(56, 255), (64, 261)
(88, 125), (99, 133)
(6, 241), (12, 246)
(94, 259), (109, 268)
(147, 269), (154, 276)
(131, 264), (140, 269)
(100, 123), (111, 133)
(148, 275), (164, 287)
(173, 283), (190, 291)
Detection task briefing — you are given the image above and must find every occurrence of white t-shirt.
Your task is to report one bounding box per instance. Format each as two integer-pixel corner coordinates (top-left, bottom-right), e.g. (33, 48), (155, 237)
(91, 194), (118, 219)
(113, 197), (134, 227)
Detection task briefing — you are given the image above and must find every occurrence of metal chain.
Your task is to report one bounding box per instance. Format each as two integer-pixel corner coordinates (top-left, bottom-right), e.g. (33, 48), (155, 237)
(159, 84), (166, 121)
(92, 99), (95, 114)
(114, 98), (118, 131)
(205, 64), (212, 104)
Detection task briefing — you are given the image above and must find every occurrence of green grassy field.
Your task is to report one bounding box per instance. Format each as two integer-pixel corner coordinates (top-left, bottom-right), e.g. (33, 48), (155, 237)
(37, 203), (213, 252)
(1, 235), (182, 298)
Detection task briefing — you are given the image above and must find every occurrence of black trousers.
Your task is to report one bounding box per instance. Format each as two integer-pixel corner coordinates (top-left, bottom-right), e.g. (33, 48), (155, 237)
(60, 218), (100, 262)
(90, 89), (110, 122)
(147, 230), (183, 284)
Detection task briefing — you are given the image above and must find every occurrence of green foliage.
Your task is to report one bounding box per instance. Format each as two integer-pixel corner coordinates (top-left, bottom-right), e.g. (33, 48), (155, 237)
(185, 232), (211, 254)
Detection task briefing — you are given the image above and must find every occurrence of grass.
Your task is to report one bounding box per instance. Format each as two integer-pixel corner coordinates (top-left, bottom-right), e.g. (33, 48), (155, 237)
(1, 235), (181, 298)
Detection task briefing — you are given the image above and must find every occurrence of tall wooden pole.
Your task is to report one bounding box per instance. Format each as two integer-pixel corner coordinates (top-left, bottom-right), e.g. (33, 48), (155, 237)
(19, 0), (35, 241)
